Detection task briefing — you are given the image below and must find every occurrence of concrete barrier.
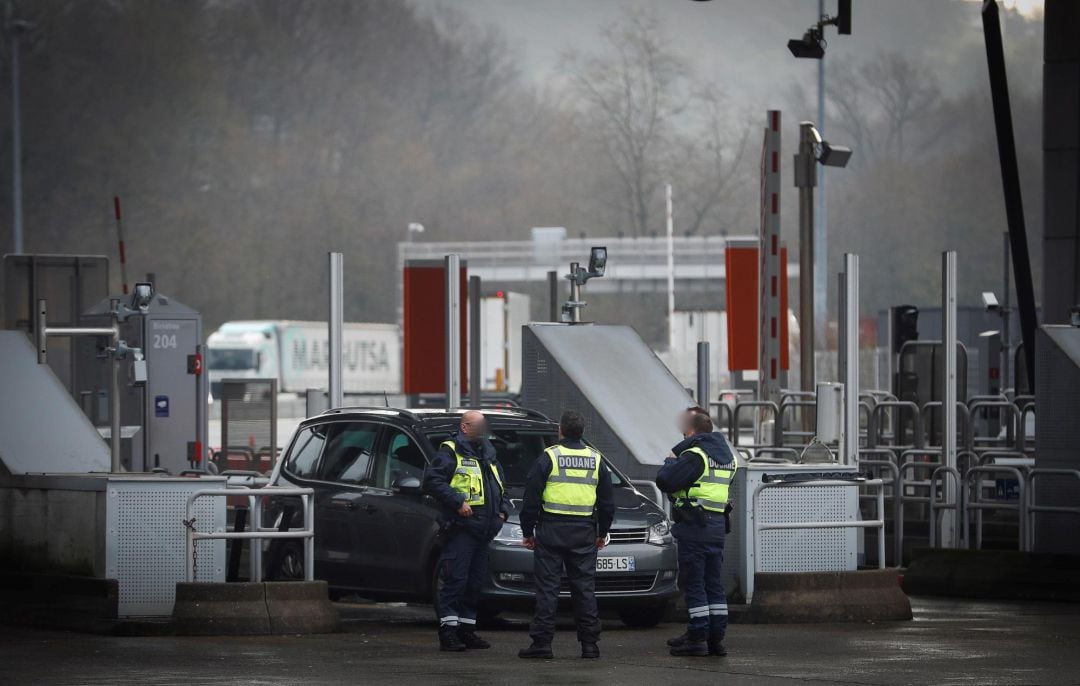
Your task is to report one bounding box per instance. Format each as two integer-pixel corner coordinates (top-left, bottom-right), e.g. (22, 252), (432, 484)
(172, 581), (339, 635)
(746, 569), (912, 623)
(266, 581), (340, 634)
(0, 572), (118, 632)
(903, 548), (1080, 602)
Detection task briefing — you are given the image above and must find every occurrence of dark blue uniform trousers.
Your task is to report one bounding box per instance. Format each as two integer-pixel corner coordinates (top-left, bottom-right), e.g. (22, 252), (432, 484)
(530, 519), (602, 645)
(437, 530), (489, 628)
(677, 537), (728, 640)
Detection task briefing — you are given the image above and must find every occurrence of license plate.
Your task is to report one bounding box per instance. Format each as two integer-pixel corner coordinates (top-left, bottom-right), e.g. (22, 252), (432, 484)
(596, 556), (635, 573)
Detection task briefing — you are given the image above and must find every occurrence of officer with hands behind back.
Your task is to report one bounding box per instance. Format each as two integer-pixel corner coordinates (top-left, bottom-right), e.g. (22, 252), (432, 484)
(422, 410), (510, 652)
(655, 406), (737, 658)
(517, 410), (615, 660)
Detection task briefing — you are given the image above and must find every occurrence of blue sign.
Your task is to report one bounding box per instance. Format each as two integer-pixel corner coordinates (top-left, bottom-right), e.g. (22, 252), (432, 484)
(994, 478), (1020, 501)
(155, 395), (170, 418)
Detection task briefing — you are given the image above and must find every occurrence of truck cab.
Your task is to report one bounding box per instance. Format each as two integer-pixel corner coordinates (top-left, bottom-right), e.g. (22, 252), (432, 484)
(206, 322), (279, 398)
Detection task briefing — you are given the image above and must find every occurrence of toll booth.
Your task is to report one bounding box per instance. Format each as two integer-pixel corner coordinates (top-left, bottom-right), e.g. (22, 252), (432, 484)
(85, 291), (207, 473)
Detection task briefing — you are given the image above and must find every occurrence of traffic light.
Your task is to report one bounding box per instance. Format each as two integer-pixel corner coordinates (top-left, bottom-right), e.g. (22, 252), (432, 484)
(893, 305), (919, 349)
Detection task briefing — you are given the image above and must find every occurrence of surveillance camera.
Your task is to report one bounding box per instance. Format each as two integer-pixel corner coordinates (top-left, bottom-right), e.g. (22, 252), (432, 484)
(787, 29), (825, 59)
(588, 246), (607, 277)
(818, 141), (852, 168)
(981, 291), (999, 312)
(131, 282), (154, 311)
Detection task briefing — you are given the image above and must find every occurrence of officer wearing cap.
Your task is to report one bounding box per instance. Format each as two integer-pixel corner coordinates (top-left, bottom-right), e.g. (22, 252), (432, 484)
(518, 410), (615, 660)
(656, 406), (737, 657)
(422, 410), (510, 652)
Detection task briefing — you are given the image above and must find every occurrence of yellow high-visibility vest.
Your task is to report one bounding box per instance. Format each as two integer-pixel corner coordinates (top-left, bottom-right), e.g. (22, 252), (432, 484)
(541, 444), (601, 516)
(673, 446), (738, 513)
(442, 439), (503, 506)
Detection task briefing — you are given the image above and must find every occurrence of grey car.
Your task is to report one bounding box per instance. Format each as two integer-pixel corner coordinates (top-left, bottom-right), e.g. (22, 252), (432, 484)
(266, 407), (678, 627)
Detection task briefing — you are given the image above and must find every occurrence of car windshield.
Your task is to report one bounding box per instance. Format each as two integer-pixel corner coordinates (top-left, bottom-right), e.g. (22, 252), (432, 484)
(425, 426), (626, 488)
(207, 348), (257, 370)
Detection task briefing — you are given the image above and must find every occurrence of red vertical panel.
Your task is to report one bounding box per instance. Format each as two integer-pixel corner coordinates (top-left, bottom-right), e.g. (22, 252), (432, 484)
(403, 263), (467, 395)
(725, 246), (760, 371)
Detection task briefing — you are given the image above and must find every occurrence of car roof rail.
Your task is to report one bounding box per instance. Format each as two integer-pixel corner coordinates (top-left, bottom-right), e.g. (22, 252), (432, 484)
(318, 406), (420, 422)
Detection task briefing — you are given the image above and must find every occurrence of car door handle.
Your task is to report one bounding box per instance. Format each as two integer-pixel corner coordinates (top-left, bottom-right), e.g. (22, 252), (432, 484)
(361, 504), (378, 514)
(345, 501), (377, 514)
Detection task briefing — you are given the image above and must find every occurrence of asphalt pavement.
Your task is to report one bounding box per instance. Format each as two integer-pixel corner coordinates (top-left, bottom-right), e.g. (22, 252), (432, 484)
(3, 596), (1079, 685)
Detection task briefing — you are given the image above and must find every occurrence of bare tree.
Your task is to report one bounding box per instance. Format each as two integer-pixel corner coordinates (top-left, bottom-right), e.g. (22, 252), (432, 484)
(562, 11), (746, 237)
(826, 52), (943, 164)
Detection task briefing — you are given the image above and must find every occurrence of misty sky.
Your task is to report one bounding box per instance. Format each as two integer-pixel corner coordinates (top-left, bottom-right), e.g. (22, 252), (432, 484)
(414, 0), (1043, 129)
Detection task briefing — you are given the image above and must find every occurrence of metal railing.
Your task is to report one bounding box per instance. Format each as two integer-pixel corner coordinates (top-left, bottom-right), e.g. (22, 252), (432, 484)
(968, 398), (1020, 450)
(928, 465), (962, 548)
(859, 449), (903, 565)
(1026, 468), (1080, 548)
(920, 401), (972, 451)
(732, 400), (779, 449)
(709, 401), (734, 440)
(963, 466), (1026, 551)
(752, 478), (887, 576)
(778, 399), (817, 447)
(185, 487), (314, 583)
(868, 400), (922, 450)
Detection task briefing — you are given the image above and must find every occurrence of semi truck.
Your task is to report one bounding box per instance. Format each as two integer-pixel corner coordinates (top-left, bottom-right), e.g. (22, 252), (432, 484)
(207, 320), (401, 398)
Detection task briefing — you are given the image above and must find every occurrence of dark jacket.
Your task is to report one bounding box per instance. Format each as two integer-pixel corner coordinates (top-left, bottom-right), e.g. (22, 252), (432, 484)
(519, 438), (615, 539)
(655, 431), (733, 542)
(422, 431), (510, 541)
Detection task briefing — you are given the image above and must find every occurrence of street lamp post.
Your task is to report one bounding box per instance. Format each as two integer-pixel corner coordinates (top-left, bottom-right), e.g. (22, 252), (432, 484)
(794, 122), (852, 393)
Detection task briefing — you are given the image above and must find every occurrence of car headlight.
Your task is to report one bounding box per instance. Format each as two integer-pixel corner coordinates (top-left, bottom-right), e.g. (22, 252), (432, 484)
(647, 520), (673, 546)
(494, 521), (525, 546)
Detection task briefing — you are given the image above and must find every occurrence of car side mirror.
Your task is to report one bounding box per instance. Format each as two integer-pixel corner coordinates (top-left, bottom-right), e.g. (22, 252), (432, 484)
(393, 475), (422, 492)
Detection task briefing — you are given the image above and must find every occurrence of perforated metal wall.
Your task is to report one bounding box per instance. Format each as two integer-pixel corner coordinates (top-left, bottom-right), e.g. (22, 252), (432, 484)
(106, 478), (226, 617)
(723, 464), (859, 603)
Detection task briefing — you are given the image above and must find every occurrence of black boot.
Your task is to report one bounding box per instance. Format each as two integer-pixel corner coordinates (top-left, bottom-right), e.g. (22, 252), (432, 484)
(581, 643), (600, 659)
(458, 627), (491, 649)
(666, 632), (689, 648)
(670, 635), (709, 657)
(708, 635), (727, 657)
(438, 626), (467, 652)
(518, 641), (554, 659)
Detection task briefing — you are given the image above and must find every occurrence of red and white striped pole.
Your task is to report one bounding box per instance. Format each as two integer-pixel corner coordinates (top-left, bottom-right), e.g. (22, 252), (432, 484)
(758, 110), (783, 405)
(113, 196), (129, 295)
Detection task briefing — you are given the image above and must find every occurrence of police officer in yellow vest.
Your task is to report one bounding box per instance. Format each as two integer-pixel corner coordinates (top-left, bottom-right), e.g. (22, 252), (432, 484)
(518, 410), (615, 660)
(656, 406), (737, 657)
(422, 410), (510, 652)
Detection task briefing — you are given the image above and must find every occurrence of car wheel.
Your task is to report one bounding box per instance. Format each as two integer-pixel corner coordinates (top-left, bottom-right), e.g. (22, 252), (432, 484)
(268, 541), (305, 581)
(618, 601), (670, 628)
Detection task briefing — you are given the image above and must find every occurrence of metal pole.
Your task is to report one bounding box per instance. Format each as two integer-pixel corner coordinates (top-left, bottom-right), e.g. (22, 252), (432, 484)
(982, 0), (1038, 388)
(815, 0), (827, 354)
(840, 254), (859, 465)
(12, 28), (23, 253)
(796, 123), (817, 394)
(109, 299), (122, 472)
(696, 341), (710, 407)
(665, 183), (675, 348)
(196, 343), (207, 468)
(328, 252), (344, 409)
(445, 254), (461, 408)
(468, 275), (481, 408)
(548, 270), (559, 322)
(941, 251), (958, 547)
(1002, 231), (1011, 392)
(568, 262), (582, 324)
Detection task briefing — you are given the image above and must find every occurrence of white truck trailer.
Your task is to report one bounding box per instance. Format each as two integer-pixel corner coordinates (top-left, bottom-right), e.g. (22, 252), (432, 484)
(207, 320), (401, 398)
